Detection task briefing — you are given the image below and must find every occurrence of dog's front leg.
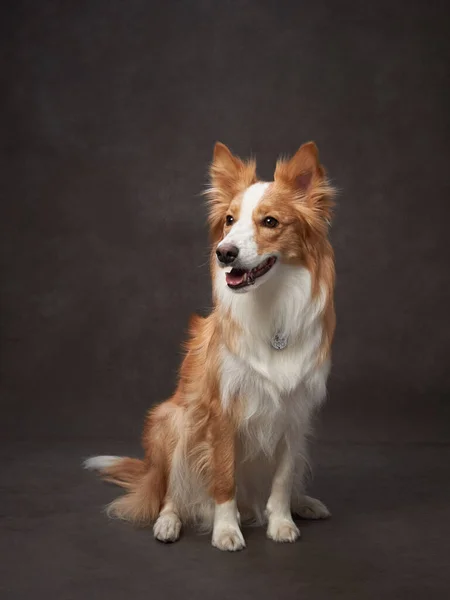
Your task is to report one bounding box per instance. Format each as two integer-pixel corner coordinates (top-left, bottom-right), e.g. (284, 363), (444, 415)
(266, 437), (300, 543)
(209, 408), (245, 552)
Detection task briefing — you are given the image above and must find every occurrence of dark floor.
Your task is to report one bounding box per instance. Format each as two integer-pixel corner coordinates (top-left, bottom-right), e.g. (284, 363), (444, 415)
(2, 430), (450, 599)
(2, 0), (450, 598)
(2, 394), (449, 599)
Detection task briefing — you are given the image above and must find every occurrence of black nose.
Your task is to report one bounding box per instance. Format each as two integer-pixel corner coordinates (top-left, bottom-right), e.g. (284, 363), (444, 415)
(216, 244), (239, 265)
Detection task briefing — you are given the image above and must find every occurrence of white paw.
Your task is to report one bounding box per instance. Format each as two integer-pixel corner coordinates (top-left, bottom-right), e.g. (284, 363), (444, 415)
(212, 526), (246, 552)
(294, 495), (331, 520)
(267, 517), (300, 543)
(153, 513), (182, 543)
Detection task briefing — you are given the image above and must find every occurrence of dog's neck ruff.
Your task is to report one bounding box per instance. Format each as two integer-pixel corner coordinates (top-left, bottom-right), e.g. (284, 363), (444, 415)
(216, 263), (322, 354)
(218, 263), (329, 456)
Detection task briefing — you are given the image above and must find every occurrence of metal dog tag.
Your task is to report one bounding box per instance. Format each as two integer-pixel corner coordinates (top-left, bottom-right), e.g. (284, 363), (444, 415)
(271, 333), (288, 350)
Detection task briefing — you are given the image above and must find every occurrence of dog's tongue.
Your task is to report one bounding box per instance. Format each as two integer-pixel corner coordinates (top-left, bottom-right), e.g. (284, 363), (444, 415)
(226, 268), (247, 286)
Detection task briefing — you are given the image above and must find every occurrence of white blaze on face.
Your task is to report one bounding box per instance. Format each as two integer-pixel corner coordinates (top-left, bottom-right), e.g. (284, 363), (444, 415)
(217, 182), (270, 269)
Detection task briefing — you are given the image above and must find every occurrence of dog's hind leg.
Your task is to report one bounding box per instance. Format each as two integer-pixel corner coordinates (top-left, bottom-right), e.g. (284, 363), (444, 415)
(153, 496), (182, 543)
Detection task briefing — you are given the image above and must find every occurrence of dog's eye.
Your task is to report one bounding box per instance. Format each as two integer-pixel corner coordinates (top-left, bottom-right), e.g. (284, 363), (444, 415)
(263, 216), (279, 228)
(225, 215), (234, 226)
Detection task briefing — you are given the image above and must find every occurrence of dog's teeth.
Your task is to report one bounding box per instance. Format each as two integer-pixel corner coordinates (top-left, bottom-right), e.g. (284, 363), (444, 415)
(224, 267), (233, 274)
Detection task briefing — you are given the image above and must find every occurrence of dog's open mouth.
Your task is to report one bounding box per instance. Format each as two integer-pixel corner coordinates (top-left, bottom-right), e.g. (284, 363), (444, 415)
(225, 256), (277, 289)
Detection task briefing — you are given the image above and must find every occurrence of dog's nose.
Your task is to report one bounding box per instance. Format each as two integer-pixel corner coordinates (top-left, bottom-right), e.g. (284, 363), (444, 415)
(216, 244), (239, 265)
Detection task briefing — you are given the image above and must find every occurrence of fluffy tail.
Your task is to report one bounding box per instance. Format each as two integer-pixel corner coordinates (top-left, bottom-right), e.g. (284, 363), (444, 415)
(84, 455), (145, 488)
(84, 455), (165, 524)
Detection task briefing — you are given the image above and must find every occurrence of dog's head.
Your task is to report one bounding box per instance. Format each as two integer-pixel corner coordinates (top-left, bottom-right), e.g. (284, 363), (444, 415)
(206, 142), (335, 293)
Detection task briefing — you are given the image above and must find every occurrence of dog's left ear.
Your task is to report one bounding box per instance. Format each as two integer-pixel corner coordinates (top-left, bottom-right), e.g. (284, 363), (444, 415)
(274, 142), (324, 193)
(275, 142), (335, 228)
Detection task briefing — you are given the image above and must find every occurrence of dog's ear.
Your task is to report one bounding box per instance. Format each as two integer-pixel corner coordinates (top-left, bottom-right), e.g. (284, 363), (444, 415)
(206, 143), (257, 241)
(274, 142), (335, 229)
(209, 142), (256, 199)
(274, 142), (324, 193)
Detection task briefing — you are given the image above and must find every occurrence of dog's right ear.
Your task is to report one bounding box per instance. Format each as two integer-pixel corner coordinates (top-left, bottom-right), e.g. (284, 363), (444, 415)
(206, 143), (257, 241)
(209, 142), (256, 201)
(212, 142), (241, 174)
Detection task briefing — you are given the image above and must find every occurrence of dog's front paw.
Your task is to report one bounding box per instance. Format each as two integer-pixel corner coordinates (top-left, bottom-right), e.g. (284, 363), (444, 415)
(294, 495), (331, 520)
(153, 513), (182, 543)
(267, 517), (300, 543)
(212, 526), (246, 551)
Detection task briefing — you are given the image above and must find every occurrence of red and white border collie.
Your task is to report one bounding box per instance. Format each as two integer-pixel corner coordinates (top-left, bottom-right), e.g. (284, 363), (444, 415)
(85, 141), (336, 551)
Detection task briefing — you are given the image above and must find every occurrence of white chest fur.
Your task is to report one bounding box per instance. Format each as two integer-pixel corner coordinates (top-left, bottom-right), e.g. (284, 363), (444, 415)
(217, 265), (330, 458)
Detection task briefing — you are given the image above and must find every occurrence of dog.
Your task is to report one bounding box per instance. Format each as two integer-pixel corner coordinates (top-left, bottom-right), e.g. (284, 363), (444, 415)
(84, 141), (336, 551)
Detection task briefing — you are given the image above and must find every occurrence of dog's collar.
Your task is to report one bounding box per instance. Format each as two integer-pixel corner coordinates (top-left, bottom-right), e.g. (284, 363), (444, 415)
(271, 333), (288, 350)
